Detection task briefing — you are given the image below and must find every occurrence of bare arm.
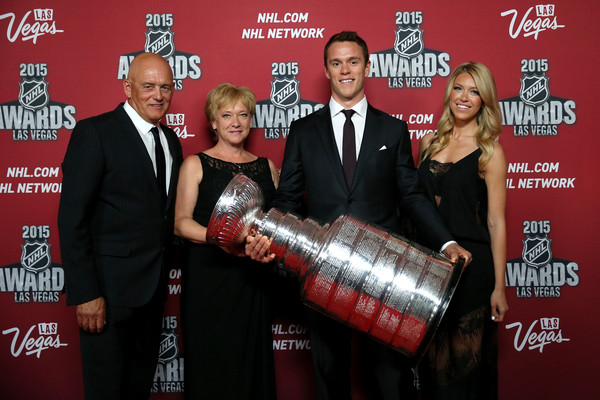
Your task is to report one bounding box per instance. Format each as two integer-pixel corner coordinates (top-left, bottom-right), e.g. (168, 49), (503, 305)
(268, 158), (280, 189)
(174, 155), (207, 244)
(485, 142), (509, 322)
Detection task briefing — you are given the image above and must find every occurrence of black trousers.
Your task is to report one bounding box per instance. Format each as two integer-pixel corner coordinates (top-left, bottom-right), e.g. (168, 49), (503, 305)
(307, 308), (417, 400)
(79, 291), (164, 400)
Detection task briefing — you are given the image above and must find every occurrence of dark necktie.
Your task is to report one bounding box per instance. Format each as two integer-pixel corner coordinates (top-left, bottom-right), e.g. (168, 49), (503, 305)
(150, 126), (167, 201)
(342, 109), (356, 188)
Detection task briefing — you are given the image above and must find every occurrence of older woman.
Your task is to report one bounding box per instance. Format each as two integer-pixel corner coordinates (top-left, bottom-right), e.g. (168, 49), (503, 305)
(175, 83), (279, 399)
(417, 62), (509, 399)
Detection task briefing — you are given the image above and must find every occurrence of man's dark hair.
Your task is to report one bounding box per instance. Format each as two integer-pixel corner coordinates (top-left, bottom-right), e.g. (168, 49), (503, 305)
(323, 31), (369, 66)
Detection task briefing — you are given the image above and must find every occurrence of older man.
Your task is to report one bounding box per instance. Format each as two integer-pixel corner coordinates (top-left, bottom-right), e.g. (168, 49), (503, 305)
(58, 52), (183, 400)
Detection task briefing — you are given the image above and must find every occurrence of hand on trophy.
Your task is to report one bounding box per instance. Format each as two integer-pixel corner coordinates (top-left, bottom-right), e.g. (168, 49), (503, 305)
(245, 229), (276, 263)
(443, 243), (472, 268)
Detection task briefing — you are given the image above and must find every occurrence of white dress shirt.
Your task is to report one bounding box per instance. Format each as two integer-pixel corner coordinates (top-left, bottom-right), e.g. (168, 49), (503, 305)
(123, 101), (173, 194)
(329, 96), (368, 163)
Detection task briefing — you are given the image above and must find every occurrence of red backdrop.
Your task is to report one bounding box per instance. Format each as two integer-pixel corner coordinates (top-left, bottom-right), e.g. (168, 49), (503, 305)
(1, 1), (597, 399)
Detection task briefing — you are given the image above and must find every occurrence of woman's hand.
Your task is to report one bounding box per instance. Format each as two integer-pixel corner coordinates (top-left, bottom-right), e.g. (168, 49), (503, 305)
(490, 288), (508, 322)
(245, 231), (275, 263)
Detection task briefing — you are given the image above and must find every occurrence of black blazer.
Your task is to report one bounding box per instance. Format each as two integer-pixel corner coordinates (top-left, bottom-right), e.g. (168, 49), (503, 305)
(58, 103), (183, 307)
(274, 103), (452, 249)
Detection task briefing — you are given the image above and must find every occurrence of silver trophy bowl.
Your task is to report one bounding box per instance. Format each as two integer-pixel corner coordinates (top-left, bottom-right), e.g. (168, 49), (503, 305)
(207, 173), (463, 359)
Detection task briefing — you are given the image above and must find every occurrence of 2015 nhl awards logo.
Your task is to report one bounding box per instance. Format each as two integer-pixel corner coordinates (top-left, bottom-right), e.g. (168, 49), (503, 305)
(522, 236), (552, 267)
(255, 62), (324, 140)
(18, 78), (49, 111)
(270, 78), (300, 109)
(21, 241), (51, 273)
(118, 13), (201, 91)
(158, 330), (179, 364)
(499, 59), (576, 136)
(152, 316), (184, 393)
(506, 220), (579, 298)
(394, 27), (423, 58)
(369, 11), (451, 89)
(1, 63), (76, 141)
(0, 225), (64, 303)
(145, 27), (175, 58)
(520, 74), (550, 106)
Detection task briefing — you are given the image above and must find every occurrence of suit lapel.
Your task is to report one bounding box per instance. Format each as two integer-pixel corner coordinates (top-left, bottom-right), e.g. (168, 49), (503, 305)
(162, 124), (180, 209)
(314, 106), (348, 193)
(352, 104), (384, 192)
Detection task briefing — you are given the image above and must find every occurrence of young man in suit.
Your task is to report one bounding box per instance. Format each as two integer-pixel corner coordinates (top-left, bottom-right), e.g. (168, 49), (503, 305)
(247, 31), (470, 399)
(58, 52), (183, 400)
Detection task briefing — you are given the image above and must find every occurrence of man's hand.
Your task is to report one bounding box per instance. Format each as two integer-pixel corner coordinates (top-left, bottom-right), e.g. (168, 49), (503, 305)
(76, 297), (106, 334)
(443, 243), (472, 267)
(245, 232), (275, 263)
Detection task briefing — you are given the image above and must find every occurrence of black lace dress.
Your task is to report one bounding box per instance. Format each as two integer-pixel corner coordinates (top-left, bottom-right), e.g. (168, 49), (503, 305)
(181, 153), (277, 399)
(417, 148), (498, 400)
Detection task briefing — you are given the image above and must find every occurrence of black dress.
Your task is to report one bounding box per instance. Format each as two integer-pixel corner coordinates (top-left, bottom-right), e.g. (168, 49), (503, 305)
(181, 153), (277, 399)
(417, 148), (498, 400)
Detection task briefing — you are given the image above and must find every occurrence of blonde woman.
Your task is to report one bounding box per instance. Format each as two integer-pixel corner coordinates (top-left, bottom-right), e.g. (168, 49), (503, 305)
(417, 62), (508, 399)
(175, 83), (279, 399)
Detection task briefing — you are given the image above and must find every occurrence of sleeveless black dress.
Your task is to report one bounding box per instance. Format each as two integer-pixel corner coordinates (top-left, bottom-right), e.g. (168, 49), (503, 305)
(181, 153), (277, 399)
(417, 148), (498, 400)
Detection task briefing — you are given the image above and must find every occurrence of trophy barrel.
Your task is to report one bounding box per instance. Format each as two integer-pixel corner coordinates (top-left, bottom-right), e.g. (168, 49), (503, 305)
(206, 174), (463, 359)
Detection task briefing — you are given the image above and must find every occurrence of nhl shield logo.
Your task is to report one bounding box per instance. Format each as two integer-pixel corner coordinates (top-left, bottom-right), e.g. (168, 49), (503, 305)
(158, 331), (179, 363)
(519, 75), (550, 106)
(522, 235), (552, 267)
(18, 79), (50, 111)
(270, 78), (300, 109)
(393, 28), (424, 58)
(21, 241), (51, 273)
(145, 29), (175, 58)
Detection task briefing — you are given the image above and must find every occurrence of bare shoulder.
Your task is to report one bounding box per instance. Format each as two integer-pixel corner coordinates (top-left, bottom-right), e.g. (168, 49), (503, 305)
(490, 142), (507, 166)
(182, 153), (201, 167)
(492, 141), (505, 155)
(180, 153), (203, 177)
(485, 142), (507, 178)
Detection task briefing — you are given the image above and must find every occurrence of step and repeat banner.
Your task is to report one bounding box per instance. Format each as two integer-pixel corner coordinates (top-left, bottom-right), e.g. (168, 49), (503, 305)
(1, 1), (597, 399)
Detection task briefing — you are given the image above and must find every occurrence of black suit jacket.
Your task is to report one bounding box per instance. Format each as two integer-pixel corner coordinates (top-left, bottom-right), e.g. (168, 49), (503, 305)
(274, 103), (451, 249)
(58, 103), (183, 307)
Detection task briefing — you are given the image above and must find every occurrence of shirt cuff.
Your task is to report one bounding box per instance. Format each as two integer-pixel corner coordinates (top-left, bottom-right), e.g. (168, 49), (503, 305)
(440, 240), (457, 253)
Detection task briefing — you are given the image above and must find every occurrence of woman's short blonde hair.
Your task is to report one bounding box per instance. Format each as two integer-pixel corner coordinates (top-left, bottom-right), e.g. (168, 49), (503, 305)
(204, 83), (256, 141)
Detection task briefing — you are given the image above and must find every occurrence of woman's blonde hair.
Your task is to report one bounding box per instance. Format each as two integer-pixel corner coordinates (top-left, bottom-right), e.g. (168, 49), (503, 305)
(423, 62), (502, 174)
(204, 83), (256, 141)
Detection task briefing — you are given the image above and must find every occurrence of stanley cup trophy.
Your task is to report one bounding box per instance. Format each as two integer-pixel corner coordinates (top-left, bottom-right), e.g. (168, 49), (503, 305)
(207, 173), (463, 359)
